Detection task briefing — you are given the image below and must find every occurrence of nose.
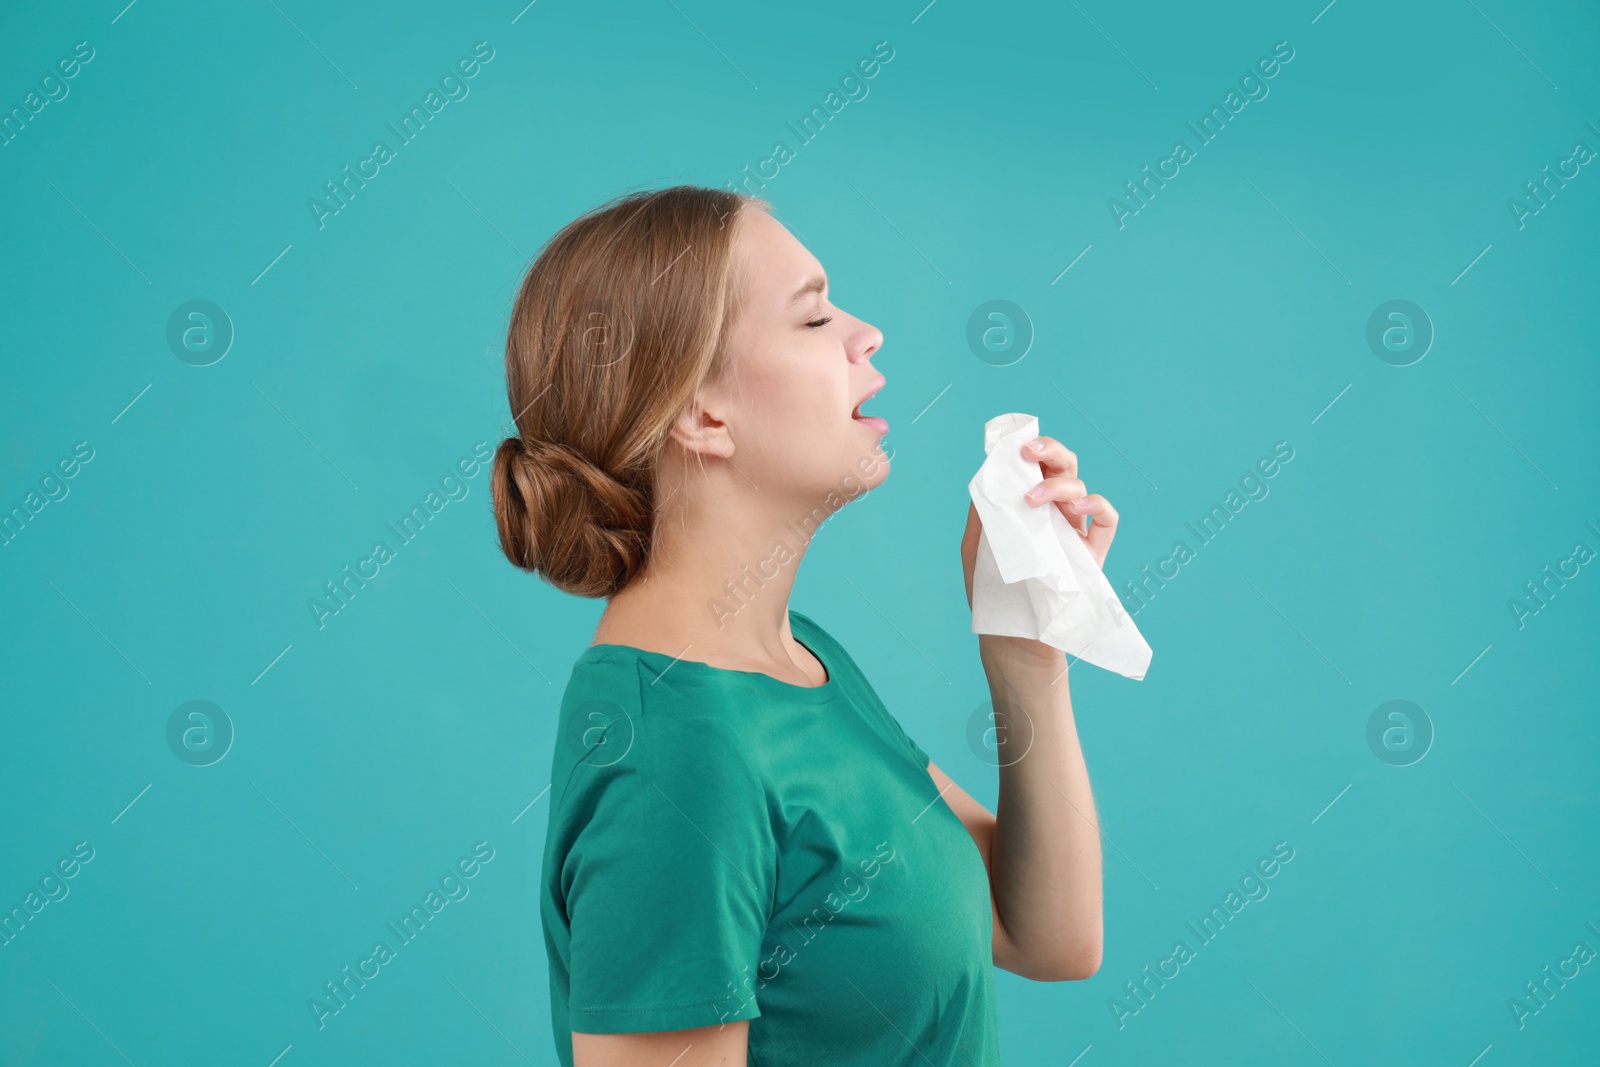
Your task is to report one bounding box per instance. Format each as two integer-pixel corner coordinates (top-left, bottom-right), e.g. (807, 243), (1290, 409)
(851, 320), (884, 364)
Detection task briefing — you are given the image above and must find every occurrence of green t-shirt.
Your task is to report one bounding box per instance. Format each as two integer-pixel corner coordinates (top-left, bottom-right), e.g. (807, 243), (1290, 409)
(540, 608), (1002, 1066)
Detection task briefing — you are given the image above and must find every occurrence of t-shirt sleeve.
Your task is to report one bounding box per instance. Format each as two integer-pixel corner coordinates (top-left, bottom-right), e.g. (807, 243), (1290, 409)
(556, 717), (776, 1034)
(882, 707), (931, 767)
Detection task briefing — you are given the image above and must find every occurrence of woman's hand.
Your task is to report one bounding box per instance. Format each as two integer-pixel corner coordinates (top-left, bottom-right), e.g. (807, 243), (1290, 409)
(962, 434), (1121, 606)
(961, 434), (1121, 667)
(1018, 434), (1119, 569)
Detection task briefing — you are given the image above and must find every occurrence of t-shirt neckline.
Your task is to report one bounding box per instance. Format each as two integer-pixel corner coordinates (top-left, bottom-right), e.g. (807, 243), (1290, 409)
(580, 610), (838, 703)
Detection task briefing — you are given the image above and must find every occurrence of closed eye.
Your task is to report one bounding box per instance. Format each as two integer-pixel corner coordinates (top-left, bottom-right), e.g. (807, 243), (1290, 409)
(806, 316), (833, 329)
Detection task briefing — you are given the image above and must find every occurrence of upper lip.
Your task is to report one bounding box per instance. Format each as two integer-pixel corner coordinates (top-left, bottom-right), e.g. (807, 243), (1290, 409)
(852, 375), (886, 416)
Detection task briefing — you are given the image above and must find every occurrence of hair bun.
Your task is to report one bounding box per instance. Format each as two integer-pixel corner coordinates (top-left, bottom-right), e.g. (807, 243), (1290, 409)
(491, 435), (652, 598)
(521, 438), (606, 495)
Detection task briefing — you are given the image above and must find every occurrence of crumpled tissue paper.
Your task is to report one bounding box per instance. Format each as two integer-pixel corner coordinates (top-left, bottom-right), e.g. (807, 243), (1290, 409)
(967, 413), (1153, 681)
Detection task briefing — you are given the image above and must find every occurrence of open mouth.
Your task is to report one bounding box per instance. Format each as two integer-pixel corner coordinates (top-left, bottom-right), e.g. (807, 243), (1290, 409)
(851, 377), (888, 434)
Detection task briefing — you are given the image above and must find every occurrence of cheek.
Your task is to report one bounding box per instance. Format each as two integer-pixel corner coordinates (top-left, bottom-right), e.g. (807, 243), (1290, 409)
(771, 384), (838, 450)
(730, 341), (849, 462)
(735, 367), (813, 451)
(766, 359), (841, 427)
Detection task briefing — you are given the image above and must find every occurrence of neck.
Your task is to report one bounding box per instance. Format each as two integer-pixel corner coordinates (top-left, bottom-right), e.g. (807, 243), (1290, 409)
(595, 461), (842, 664)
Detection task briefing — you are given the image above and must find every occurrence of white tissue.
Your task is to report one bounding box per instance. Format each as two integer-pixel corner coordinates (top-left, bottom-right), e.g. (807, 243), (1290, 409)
(967, 413), (1153, 681)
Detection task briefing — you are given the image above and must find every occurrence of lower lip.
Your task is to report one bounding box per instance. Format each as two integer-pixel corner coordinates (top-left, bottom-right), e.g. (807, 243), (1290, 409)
(853, 415), (889, 434)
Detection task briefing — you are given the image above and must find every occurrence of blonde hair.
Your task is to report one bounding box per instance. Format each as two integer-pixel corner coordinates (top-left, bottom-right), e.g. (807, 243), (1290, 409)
(491, 185), (768, 598)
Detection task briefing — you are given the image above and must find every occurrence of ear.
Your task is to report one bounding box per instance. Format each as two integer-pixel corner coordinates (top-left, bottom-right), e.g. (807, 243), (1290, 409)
(666, 389), (736, 461)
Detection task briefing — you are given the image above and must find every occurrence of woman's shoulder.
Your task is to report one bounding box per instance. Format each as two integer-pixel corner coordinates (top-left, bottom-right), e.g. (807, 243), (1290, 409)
(787, 607), (838, 656)
(561, 639), (751, 714)
(551, 645), (766, 793)
(788, 608), (863, 680)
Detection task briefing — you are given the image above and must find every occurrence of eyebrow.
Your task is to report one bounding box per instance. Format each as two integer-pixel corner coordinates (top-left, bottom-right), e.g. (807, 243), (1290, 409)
(786, 274), (828, 307)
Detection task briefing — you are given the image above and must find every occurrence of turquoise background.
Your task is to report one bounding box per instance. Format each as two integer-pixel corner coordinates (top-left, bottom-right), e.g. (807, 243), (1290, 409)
(2, 0), (1597, 1063)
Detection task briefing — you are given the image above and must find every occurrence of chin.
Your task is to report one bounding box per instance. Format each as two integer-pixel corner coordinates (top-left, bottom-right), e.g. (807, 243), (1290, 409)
(843, 441), (891, 494)
(803, 434), (890, 510)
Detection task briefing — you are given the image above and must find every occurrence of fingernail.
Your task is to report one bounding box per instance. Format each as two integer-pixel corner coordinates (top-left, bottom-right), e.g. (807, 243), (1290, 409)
(1025, 485), (1046, 501)
(1026, 439), (1045, 454)
(1070, 498), (1088, 509)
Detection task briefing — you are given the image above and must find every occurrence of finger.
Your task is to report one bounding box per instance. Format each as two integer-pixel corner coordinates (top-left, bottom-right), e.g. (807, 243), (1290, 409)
(1020, 436), (1078, 480)
(1070, 493), (1119, 558)
(1023, 474), (1087, 508)
(1025, 474), (1089, 535)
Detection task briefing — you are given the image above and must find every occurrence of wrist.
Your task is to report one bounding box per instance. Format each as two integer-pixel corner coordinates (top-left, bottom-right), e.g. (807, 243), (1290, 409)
(979, 633), (1069, 678)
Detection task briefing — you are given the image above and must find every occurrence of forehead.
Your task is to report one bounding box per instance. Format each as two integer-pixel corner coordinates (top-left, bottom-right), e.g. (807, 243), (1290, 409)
(736, 209), (822, 306)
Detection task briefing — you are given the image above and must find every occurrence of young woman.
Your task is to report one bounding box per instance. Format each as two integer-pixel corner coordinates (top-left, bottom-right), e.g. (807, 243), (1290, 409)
(490, 186), (1108, 1067)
